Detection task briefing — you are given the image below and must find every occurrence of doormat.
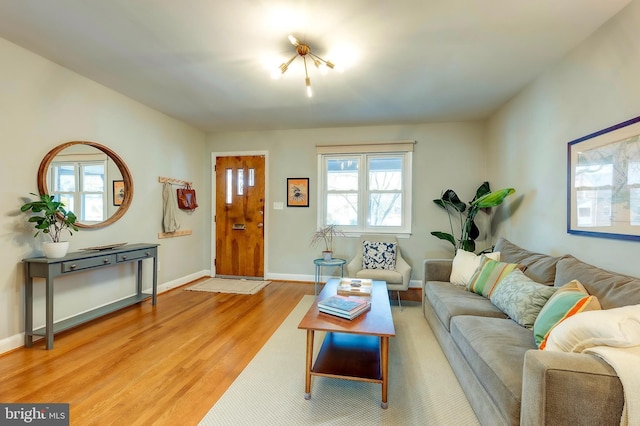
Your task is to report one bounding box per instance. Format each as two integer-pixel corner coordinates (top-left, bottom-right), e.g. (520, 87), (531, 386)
(185, 278), (270, 295)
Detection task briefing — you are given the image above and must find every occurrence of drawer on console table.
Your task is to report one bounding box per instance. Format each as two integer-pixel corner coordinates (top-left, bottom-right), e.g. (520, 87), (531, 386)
(62, 255), (116, 273)
(117, 249), (154, 262)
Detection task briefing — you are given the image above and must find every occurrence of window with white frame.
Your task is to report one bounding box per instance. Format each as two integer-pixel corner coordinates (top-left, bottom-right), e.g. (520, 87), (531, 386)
(317, 142), (413, 235)
(49, 160), (107, 223)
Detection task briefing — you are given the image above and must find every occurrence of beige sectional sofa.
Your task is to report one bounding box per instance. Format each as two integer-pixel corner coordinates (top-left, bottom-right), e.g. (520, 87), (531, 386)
(422, 237), (639, 425)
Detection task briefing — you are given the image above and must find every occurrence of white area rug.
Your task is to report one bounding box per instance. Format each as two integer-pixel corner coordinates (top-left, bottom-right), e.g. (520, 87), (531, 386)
(199, 295), (479, 425)
(185, 278), (270, 295)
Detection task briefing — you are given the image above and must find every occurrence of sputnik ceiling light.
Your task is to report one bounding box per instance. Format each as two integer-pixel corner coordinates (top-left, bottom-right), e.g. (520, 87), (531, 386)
(276, 34), (335, 98)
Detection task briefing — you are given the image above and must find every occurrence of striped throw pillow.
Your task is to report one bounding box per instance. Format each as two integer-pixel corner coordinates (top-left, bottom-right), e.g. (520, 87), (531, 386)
(533, 280), (601, 349)
(466, 255), (525, 298)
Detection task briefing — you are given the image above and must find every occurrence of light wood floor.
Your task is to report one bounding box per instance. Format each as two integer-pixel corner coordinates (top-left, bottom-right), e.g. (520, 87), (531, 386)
(0, 280), (421, 425)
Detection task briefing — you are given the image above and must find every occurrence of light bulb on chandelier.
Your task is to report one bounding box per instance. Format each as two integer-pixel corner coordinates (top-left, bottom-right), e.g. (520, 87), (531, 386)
(275, 34), (335, 97)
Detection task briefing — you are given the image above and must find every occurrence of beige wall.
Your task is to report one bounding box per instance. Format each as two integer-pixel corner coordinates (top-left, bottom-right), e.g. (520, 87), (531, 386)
(487, 0), (640, 276)
(0, 38), (210, 352)
(208, 122), (489, 281)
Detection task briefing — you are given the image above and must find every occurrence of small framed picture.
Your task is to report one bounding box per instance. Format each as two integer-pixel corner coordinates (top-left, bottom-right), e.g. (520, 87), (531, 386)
(287, 178), (309, 207)
(113, 180), (125, 206)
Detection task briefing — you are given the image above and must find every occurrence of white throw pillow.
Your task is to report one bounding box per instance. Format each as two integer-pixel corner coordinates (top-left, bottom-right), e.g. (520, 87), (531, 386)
(545, 304), (640, 352)
(449, 249), (500, 286)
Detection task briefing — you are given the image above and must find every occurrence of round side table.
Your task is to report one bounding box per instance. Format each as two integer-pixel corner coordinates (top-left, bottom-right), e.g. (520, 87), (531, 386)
(313, 257), (346, 295)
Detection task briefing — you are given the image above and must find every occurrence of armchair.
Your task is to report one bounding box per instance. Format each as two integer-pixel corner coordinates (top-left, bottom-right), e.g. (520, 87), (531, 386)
(346, 235), (411, 308)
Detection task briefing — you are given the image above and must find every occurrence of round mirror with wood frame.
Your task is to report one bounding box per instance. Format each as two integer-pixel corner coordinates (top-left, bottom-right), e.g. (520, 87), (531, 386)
(37, 141), (134, 229)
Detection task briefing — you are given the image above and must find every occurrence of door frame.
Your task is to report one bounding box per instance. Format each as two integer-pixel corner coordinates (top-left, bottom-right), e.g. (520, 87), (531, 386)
(211, 150), (269, 278)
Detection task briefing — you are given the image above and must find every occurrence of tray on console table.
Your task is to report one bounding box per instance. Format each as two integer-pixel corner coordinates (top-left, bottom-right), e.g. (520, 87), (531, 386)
(22, 243), (159, 350)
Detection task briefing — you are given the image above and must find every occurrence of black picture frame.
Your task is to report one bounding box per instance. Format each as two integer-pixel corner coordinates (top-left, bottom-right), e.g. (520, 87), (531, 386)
(287, 178), (309, 207)
(567, 115), (640, 241)
(113, 180), (125, 206)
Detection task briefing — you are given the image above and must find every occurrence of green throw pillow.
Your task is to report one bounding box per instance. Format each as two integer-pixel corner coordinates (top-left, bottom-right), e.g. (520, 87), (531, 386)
(489, 269), (557, 329)
(467, 255), (525, 298)
(533, 280), (601, 349)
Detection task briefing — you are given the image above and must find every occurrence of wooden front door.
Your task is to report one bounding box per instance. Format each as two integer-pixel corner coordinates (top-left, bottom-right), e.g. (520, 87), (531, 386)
(215, 155), (265, 278)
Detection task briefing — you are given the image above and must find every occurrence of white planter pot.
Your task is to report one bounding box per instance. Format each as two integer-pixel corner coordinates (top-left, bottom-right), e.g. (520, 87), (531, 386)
(43, 241), (69, 258)
(322, 251), (333, 261)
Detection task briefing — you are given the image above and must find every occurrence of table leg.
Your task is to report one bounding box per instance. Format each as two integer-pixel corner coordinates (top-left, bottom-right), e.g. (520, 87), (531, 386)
(45, 276), (54, 350)
(304, 330), (314, 400)
(24, 265), (33, 348)
(381, 336), (389, 409)
(136, 259), (143, 296)
(314, 265), (319, 296)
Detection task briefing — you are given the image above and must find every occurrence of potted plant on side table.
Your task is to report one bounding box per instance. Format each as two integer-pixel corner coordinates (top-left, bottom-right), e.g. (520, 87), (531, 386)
(310, 224), (345, 261)
(21, 193), (78, 258)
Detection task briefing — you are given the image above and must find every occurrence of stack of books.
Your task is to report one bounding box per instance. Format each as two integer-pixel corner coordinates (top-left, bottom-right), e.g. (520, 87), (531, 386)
(337, 278), (373, 296)
(318, 295), (371, 320)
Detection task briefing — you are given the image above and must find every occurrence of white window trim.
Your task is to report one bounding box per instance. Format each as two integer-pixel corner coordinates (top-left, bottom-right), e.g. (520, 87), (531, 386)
(316, 141), (414, 237)
(49, 159), (108, 223)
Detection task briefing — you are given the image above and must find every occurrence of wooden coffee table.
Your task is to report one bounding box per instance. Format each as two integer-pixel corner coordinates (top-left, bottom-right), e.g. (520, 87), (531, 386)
(297, 278), (396, 408)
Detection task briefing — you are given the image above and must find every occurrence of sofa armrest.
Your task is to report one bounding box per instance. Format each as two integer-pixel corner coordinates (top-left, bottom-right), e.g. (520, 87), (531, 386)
(422, 259), (453, 287)
(521, 350), (624, 426)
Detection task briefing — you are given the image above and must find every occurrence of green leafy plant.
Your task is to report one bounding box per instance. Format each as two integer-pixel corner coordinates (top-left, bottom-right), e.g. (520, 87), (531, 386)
(21, 193), (78, 242)
(310, 224), (345, 253)
(431, 182), (515, 253)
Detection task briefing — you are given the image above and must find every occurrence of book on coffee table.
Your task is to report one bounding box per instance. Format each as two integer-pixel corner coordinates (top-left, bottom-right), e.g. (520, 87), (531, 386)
(318, 295), (371, 320)
(337, 278), (373, 296)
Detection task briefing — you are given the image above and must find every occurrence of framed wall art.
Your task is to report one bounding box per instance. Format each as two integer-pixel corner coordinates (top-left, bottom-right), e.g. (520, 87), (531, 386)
(113, 180), (125, 206)
(567, 115), (640, 241)
(287, 177), (309, 207)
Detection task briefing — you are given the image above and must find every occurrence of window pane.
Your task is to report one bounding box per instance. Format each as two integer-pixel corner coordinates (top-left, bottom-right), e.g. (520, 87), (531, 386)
(248, 168), (255, 187)
(53, 164), (75, 192)
(327, 159), (359, 191)
(82, 164), (105, 192)
(226, 169), (232, 204)
(82, 194), (104, 222)
(237, 169), (244, 195)
(576, 189), (611, 227)
(631, 188), (640, 226)
(369, 157), (402, 191)
(369, 193), (402, 226)
(57, 194), (74, 213)
(327, 193), (358, 225)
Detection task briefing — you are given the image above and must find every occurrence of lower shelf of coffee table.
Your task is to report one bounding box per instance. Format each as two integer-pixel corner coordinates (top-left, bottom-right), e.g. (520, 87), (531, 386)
(311, 332), (382, 382)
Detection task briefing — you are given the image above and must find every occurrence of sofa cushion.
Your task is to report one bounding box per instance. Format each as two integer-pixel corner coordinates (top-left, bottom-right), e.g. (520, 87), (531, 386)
(533, 280), (601, 349)
(494, 237), (560, 285)
(451, 316), (536, 426)
(425, 282), (507, 332)
(450, 249), (500, 286)
(362, 240), (396, 270)
(355, 268), (402, 285)
(489, 269), (557, 329)
(467, 255), (525, 298)
(555, 255), (640, 309)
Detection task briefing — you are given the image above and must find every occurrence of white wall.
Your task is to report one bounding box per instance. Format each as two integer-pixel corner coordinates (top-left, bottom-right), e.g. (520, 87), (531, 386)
(0, 38), (210, 352)
(487, 0), (640, 276)
(208, 122), (489, 282)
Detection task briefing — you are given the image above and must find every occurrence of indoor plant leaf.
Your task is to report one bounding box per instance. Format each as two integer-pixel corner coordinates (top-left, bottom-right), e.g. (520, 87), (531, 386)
(430, 231), (456, 247)
(472, 188), (516, 208)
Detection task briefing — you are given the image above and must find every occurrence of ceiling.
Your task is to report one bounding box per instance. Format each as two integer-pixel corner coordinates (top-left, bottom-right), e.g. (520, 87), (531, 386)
(0, 0), (631, 132)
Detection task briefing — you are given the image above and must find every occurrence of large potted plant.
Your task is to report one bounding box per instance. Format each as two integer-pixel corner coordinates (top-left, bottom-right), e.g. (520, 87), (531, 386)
(310, 224), (345, 260)
(431, 182), (515, 253)
(21, 193), (78, 258)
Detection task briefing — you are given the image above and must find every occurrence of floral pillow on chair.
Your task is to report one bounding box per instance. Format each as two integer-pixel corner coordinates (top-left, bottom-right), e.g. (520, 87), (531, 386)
(362, 241), (397, 270)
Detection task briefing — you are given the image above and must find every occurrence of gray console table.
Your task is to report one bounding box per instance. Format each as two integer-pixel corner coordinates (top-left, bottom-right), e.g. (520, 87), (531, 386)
(23, 243), (159, 350)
